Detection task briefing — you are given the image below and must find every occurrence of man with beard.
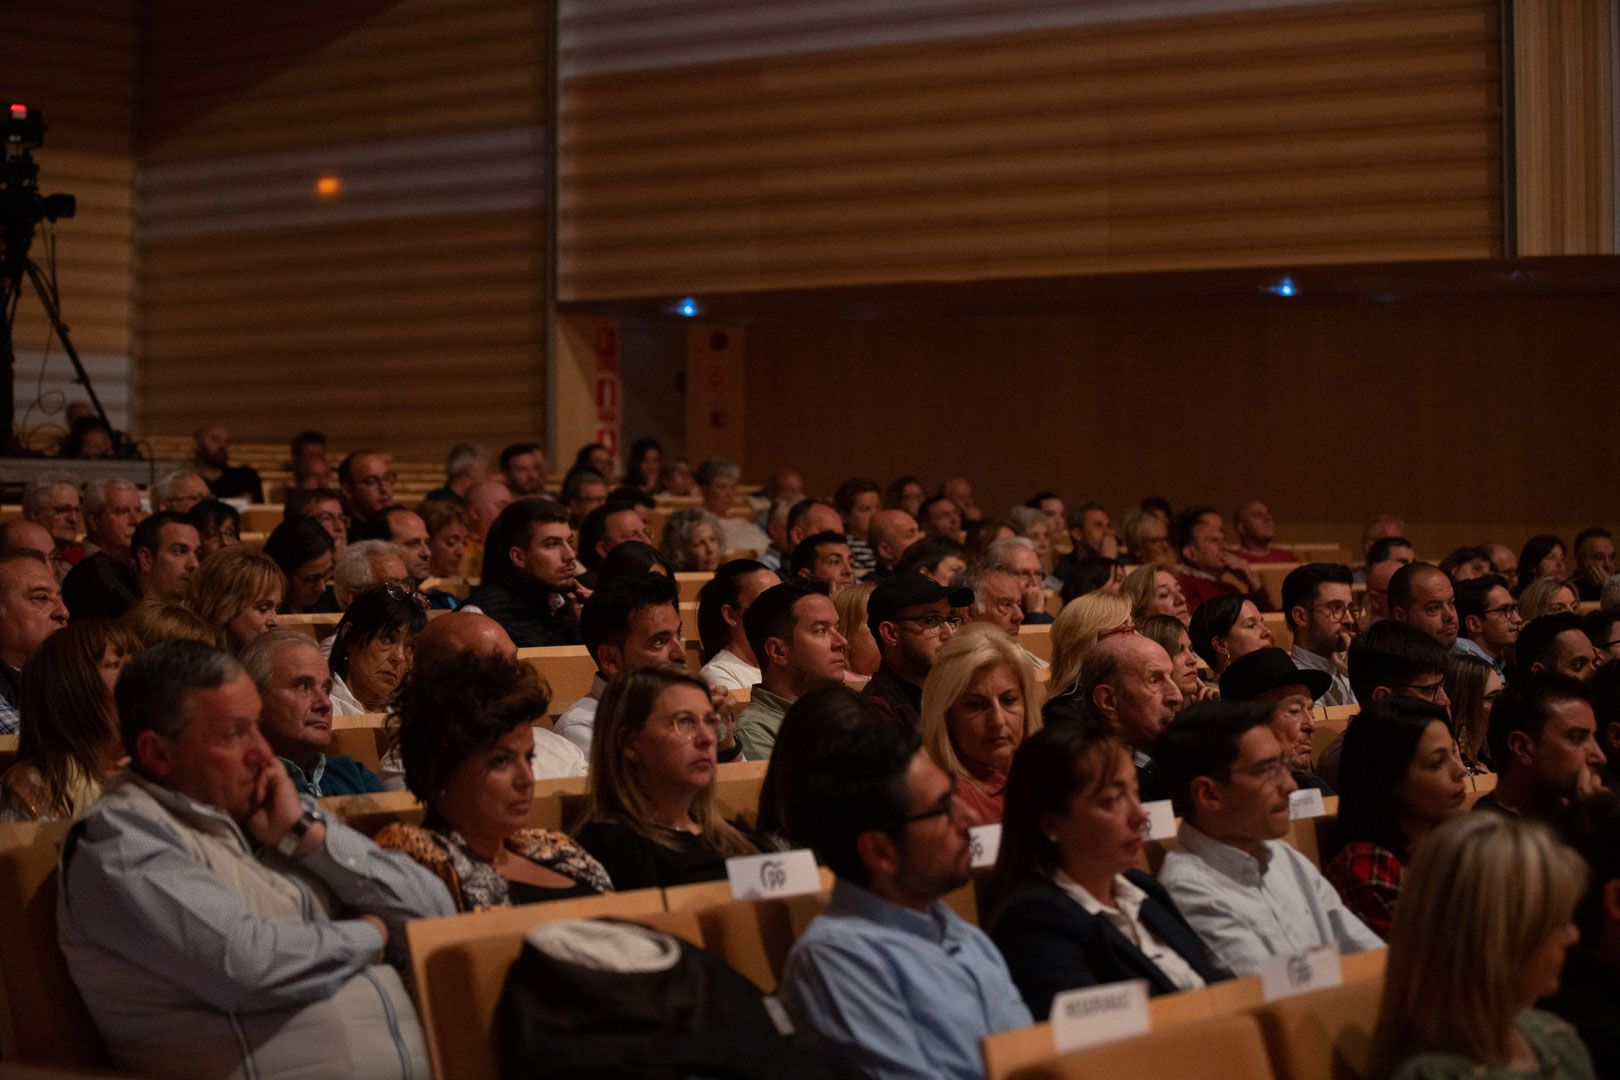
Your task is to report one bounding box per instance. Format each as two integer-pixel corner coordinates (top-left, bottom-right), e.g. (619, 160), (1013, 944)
(193, 424), (264, 503)
(862, 576), (971, 729)
(1281, 563), (1359, 706)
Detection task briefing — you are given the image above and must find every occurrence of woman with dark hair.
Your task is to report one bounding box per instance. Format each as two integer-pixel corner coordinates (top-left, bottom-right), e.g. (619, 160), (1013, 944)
(61, 553), (140, 620)
(1187, 594), (1273, 678)
(374, 651), (611, 909)
(575, 664), (762, 889)
(1444, 651), (1501, 774)
(1059, 556), (1124, 604)
(696, 558), (779, 691)
(327, 583), (428, 715)
(895, 534), (968, 587)
(986, 721), (1224, 1019)
(884, 475), (925, 518)
(1516, 534), (1567, 595)
(626, 437), (664, 491)
(1323, 696), (1470, 939)
(597, 539), (673, 583)
(1138, 614), (1209, 706)
(261, 517), (337, 614)
(1, 619), (142, 820)
(186, 499), (241, 560)
(755, 686), (877, 844)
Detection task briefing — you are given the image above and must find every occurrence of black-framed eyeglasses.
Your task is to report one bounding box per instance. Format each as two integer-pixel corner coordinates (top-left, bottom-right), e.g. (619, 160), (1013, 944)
(892, 613), (962, 633)
(1394, 680), (1447, 702)
(897, 790), (957, 825)
(1483, 603), (1520, 619)
(1310, 601), (1362, 621)
(1226, 756), (1290, 785)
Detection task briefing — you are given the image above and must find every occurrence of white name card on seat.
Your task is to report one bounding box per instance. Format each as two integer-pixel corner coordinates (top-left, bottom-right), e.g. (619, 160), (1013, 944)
(1141, 800), (1177, 841)
(969, 824), (1002, 869)
(1050, 979), (1151, 1053)
(726, 849), (821, 900)
(1259, 946), (1342, 1001)
(1288, 788), (1327, 820)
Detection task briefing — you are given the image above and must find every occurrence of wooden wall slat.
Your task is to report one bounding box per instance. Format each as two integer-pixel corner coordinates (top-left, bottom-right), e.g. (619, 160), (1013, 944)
(559, 0), (1503, 300)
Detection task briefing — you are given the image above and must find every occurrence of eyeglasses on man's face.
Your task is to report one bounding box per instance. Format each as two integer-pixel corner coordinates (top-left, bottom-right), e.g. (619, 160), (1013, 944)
(892, 613), (962, 634)
(1483, 603), (1521, 621)
(355, 471), (397, 489)
(1310, 601), (1361, 621)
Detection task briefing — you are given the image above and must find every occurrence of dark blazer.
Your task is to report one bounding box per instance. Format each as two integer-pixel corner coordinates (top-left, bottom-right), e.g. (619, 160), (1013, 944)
(990, 871), (1227, 1020)
(468, 576), (582, 648)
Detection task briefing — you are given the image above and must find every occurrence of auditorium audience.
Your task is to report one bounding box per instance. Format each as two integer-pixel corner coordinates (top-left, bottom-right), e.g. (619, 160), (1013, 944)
(327, 584), (427, 715)
(187, 499), (241, 560)
(1188, 594), (1273, 678)
(1322, 697), (1468, 939)
(461, 477), (511, 572)
(1281, 562), (1358, 707)
(1438, 546), (1492, 582)
(833, 582), (881, 678)
(1046, 631), (1182, 803)
(861, 575), (971, 729)
(285, 487), (349, 555)
(61, 552), (140, 620)
(1315, 621), (1453, 789)
(1445, 651), (1502, 773)
(1484, 541), (1520, 589)
(884, 475), (925, 518)
(78, 476), (142, 562)
(499, 442), (548, 497)
(1140, 613), (1208, 706)
(576, 664), (761, 889)
(987, 721), (1223, 1019)
(597, 539), (673, 583)
(1174, 507), (1266, 615)
(735, 579), (849, 759)
(193, 424), (264, 502)
(1584, 607), (1620, 666)
(1573, 527), (1615, 602)
(471, 498), (585, 646)
(557, 571), (692, 754)
(1121, 563), (1189, 626)
(0, 618), (139, 820)
(185, 546), (285, 651)
(695, 558), (779, 692)
(1364, 558), (1402, 622)
(22, 474), (81, 580)
(286, 430), (330, 492)
(1060, 554), (1123, 603)
(337, 450), (396, 541)
(940, 474), (982, 523)
(776, 710), (1030, 1078)
(836, 477), (882, 575)
(123, 599), (219, 648)
(1514, 613), (1602, 682)
(625, 437), (663, 492)
(919, 623), (1041, 825)
(132, 510), (200, 603)
(1047, 591), (1133, 701)
(0, 519), (56, 564)
(154, 469), (210, 515)
(695, 458), (769, 555)
(1477, 674), (1605, 819)
(1006, 505), (1060, 589)
(660, 506), (723, 572)
(1544, 792), (1620, 1078)
(1215, 646), (1333, 791)
(965, 562), (1029, 640)
(374, 651), (611, 908)
(422, 441), (486, 505)
(0, 549), (69, 731)
(417, 497), (470, 580)
(1518, 534), (1569, 593)
(59, 415), (116, 459)
(1232, 499), (1295, 563)
(262, 517), (337, 614)
(920, 493), (965, 543)
(1155, 699), (1382, 975)
(865, 509), (923, 584)
(1120, 502), (1173, 567)
(332, 539), (410, 610)
(1056, 502), (1118, 579)
(1369, 813), (1591, 1080)
(57, 640), (451, 1079)
(894, 533), (967, 587)
(1519, 574), (1582, 623)
(988, 536), (1057, 624)
(791, 530), (857, 590)
(240, 630), (381, 797)
(1453, 573), (1519, 676)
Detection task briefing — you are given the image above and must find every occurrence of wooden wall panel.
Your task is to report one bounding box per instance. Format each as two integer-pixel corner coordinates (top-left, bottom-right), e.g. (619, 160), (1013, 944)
(559, 0), (1504, 300)
(1513, 0), (1617, 254)
(137, 0), (550, 461)
(0, 0), (138, 435)
(743, 289), (1620, 557)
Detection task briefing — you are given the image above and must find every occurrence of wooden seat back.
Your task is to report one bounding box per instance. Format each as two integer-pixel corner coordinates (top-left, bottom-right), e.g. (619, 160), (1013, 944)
(680, 888), (833, 992)
(1251, 976), (1383, 1080)
(1002, 1013), (1275, 1080)
(515, 646), (597, 716)
(0, 734), (16, 776)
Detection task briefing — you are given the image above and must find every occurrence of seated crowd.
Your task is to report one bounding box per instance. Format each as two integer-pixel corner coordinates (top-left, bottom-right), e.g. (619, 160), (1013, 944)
(1, 424), (1617, 1080)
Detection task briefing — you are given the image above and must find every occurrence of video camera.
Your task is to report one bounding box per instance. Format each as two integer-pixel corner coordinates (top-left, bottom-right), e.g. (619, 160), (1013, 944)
(3, 104), (77, 267)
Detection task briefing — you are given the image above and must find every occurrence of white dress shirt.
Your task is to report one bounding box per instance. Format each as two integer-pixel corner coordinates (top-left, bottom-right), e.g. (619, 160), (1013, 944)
(1052, 871), (1205, 991)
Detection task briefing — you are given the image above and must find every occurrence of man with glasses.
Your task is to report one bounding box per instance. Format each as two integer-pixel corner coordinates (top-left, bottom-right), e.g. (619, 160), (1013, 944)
(735, 579), (849, 759)
(1281, 563), (1359, 707)
(1455, 574), (1520, 676)
(1315, 620), (1453, 789)
(986, 537), (1056, 625)
(21, 474), (83, 582)
(337, 450), (397, 542)
(1584, 608), (1620, 666)
(285, 487), (349, 557)
(1389, 562), (1459, 649)
(778, 710), (1030, 1079)
(1477, 673), (1606, 818)
(862, 576), (972, 730)
(1574, 527), (1617, 603)
(1157, 700), (1381, 977)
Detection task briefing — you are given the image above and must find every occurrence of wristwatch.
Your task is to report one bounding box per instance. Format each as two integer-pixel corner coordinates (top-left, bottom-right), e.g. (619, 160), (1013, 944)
(275, 808), (321, 857)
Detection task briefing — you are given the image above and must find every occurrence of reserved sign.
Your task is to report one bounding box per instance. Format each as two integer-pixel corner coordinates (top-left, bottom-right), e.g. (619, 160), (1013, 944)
(726, 849), (821, 900)
(1141, 800), (1177, 841)
(1259, 947), (1342, 1001)
(969, 824), (1003, 869)
(1050, 979), (1151, 1053)
(1288, 789), (1327, 820)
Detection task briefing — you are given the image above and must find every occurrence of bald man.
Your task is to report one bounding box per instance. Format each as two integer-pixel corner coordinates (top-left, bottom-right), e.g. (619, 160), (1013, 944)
(461, 480), (513, 578)
(865, 509), (922, 584)
(412, 611), (588, 779)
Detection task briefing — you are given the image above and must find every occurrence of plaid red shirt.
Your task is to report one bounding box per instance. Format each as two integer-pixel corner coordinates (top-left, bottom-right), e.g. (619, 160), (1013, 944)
(1324, 841), (1404, 940)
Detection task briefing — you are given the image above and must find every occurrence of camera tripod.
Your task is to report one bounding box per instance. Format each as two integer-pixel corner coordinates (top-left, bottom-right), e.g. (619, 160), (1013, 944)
(0, 249), (117, 453)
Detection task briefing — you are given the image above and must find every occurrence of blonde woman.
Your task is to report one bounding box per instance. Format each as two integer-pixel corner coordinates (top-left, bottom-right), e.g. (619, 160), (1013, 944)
(1119, 503), (1173, 567)
(186, 546), (287, 652)
(833, 582), (881, 678)
(1370, 813), (1592, 1080)
(1122, 563), (1189, 627)
(1443, 652), (1500, 773)
(1518, 576), (1581, 623)
(919, 623), (1043, 825)
(574, 664), (762, 890)
(1048, 592), (1133, 699)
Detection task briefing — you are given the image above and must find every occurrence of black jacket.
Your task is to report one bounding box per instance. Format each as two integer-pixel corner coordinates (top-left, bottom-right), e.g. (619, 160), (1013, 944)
(469, 575), (582, 647)
(1542, 949), (1620, 1080)
(990, 871), (1227, 1020)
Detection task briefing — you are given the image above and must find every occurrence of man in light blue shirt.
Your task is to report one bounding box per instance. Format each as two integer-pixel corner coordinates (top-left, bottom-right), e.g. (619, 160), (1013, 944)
(1453, 574), (1518, 677)
(1280, 563), (1359, 707)
(1155, 700), (1381, 977)
(778, 707), (1030, 1079)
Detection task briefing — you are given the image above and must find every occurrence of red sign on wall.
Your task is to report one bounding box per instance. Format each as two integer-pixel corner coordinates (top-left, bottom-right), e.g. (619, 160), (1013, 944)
(593, 324), (620, 455)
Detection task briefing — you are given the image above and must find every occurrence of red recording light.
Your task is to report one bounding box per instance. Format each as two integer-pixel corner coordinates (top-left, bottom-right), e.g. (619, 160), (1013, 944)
(9, 103), (28, 118)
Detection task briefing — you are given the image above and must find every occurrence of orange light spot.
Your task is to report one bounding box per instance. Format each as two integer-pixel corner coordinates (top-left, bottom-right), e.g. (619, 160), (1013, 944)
(315, 175), (341, 198)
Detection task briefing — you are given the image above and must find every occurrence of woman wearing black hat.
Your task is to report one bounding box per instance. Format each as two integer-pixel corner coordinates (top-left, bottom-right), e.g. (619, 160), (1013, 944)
(1217, 647), (1335, 794)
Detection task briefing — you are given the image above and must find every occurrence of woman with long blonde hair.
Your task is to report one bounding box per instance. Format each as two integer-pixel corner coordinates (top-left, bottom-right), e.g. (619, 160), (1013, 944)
(1047, 591), (1132, 699)
(575, 664), (761, 890)
(919, 623), (1043, 825)
(1517, 575), (1581, 623)
(1370, 813), (1592, 1079)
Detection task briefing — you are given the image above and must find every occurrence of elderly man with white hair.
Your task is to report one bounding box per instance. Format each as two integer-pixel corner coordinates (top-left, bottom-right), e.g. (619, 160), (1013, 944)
(21, 474), (83, 581)
(80, 477), (143, 563)
(985, 535), (1056, 625)
(154, 468), (212, 514)
(332, 540), (411, 611)
(1007, 505), (1062, 591)
(964, 562), (1049, 670)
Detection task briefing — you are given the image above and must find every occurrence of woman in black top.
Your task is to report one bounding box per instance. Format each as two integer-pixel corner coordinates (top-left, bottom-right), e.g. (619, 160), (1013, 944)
(576, 664), (761, 889)
(985, 721), (1225, 1020)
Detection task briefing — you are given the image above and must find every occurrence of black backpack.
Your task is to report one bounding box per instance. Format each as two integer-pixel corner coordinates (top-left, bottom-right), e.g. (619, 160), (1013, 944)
(497, 919), (856, 1079)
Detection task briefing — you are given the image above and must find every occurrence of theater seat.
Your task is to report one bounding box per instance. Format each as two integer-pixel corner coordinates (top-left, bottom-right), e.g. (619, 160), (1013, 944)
(1006, 1013), (1275, 1080)
(0, 828), (114, 1070)
(688, 889), (833, 992)
(1252, 977), (1383, 1080)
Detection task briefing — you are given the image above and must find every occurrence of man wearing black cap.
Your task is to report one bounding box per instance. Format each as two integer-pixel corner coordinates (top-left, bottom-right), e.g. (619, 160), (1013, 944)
(1219, 647), (1335, 793)
(861, 575), (973, 729)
